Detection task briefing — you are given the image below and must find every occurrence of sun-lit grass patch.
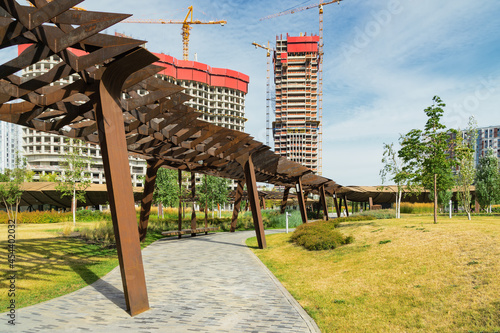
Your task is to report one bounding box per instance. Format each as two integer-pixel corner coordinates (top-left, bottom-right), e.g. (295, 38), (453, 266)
(0, 221), (164, 312)
(248, 215), (500, 332)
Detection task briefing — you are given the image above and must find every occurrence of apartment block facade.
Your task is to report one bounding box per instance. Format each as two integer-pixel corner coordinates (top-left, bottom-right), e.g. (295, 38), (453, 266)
(0, 121), (22, 172)
(476, 125), (500, 163)
(273, 33), (319, 173)
(13, 45), (249, 189)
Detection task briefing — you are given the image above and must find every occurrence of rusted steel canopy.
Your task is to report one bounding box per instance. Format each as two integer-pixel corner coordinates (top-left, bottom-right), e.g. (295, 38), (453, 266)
(0, 2), (341, 198)
(336, 185), (477, 204)
(0, 182), (143, 208)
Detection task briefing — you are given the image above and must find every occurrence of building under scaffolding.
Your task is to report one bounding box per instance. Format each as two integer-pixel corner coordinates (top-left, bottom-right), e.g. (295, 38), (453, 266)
(273, 33), (319, 173)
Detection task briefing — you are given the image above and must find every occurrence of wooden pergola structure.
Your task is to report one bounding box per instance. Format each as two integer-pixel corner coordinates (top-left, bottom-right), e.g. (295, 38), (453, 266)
(0, 0), (344, 316)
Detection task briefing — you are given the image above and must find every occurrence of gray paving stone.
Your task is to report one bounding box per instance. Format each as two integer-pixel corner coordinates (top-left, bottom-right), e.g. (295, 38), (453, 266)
(3, 230), (319, 333)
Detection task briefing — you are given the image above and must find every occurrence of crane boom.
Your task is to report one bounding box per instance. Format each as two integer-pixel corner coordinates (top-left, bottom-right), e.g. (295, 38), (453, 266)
(259, 0), (342, 21)
(122, 6), (226, 61)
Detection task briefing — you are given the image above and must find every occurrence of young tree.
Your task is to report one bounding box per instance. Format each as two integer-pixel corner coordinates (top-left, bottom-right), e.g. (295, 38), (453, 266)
(0, 154), (32, 224)
(454, 116), (477, 220)
(56, 139), (93, 225)
(198, 175), (229, 220)
(475, 148), (500, 213)
(153, 168), (180, 214)
(380, 142), (405, 218)
(39, 172), (59, 182)
(399, 96), (456, 223)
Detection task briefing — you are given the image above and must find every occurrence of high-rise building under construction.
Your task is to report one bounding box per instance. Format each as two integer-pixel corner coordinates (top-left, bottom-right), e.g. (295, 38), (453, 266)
(273, 33), (319, 173)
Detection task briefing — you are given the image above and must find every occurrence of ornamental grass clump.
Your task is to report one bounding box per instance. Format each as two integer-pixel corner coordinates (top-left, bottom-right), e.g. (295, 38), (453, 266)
(79, 221), (115, 247)
(290, 221), (353, 251)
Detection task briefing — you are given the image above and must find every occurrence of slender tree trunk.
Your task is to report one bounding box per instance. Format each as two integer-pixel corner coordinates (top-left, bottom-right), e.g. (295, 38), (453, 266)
(73, 188), (76, 226)
(204, 202), (208, 228)
(396, 189), (401, 219)
(433, 173), (437, 224)
(15, 200), (19, 225)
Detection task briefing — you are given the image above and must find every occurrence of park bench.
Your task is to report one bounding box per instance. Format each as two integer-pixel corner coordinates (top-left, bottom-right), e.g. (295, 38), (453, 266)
(162, 227), (219, 237)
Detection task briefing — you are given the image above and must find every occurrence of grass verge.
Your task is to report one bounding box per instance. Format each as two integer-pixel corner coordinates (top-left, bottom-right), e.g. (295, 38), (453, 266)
(247, 215), (500, 332)
(0, 222), (164, 312)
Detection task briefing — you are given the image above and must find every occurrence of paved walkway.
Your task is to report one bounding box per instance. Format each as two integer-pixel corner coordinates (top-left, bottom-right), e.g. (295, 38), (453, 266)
(5, 230), (320, 333)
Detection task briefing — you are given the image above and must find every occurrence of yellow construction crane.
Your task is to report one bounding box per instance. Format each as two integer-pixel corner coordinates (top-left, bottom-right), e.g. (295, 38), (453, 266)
(252, 41), (274, 148)
(122, 6), (226, 61)
(260, 0), (344, 175)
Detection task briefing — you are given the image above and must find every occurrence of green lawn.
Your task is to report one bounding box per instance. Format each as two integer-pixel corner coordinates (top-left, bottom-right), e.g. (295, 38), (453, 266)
(247, 215), (500, 332)
(0, 222), (164, 312)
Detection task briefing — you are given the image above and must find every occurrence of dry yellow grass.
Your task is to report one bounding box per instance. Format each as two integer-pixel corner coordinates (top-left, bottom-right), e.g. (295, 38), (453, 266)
(249, 215), (500, 332)
(0, 221), (101, 240)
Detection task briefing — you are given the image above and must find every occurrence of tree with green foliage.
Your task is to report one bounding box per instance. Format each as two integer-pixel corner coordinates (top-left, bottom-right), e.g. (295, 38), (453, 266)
(475, 148), (500, 213)
(0, 154), (33, 224)
(39, 172), (59, 182)
(453, 116), (477, 220)
(398, 96), (456, 223)
(198, 175), (229, 219)
(56, 139), (93, 225)
(153, 168), (180, 213)
(380, 142), (406, 218)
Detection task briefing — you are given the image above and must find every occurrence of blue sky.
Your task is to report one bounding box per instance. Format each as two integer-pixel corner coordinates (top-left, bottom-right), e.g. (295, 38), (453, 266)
(5, 0), (500, 186)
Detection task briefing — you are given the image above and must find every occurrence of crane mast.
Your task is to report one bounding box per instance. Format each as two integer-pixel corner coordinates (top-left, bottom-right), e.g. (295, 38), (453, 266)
(252, 42), (274, 148)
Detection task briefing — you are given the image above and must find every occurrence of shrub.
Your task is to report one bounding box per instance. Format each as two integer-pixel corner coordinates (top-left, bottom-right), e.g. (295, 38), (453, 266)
(290, 220), (353, 251)
(354, 209), (396, 220)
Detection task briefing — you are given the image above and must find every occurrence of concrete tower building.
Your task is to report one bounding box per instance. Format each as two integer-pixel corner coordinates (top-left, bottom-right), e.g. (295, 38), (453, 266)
(273, 34), (320, 173)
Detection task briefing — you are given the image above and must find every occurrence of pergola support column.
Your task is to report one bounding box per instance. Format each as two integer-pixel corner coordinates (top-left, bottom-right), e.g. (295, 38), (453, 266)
(343, 195), (350, 217)
(244, 155), (266, 249)
(190, 172), (197, 236)
(178, 169), (182, 238)
(230, 179), (244, 232)
(333, 192), (341, 218)
(95, 48), (154, 316)
(320, 185), (329, 221)
(297, 177), (308, 224)
(280, 187), (290, 214)
(139, 159), (163, 242)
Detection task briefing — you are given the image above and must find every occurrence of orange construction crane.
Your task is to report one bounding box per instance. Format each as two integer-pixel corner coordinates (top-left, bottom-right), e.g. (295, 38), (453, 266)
(260, 0), (344, 175)
(252, 41), (274, 148)
(122, 6), (226, 61)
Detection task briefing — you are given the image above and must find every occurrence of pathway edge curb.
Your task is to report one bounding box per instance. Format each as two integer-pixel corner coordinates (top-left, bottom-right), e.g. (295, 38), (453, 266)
(243, 231), (322, 333)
